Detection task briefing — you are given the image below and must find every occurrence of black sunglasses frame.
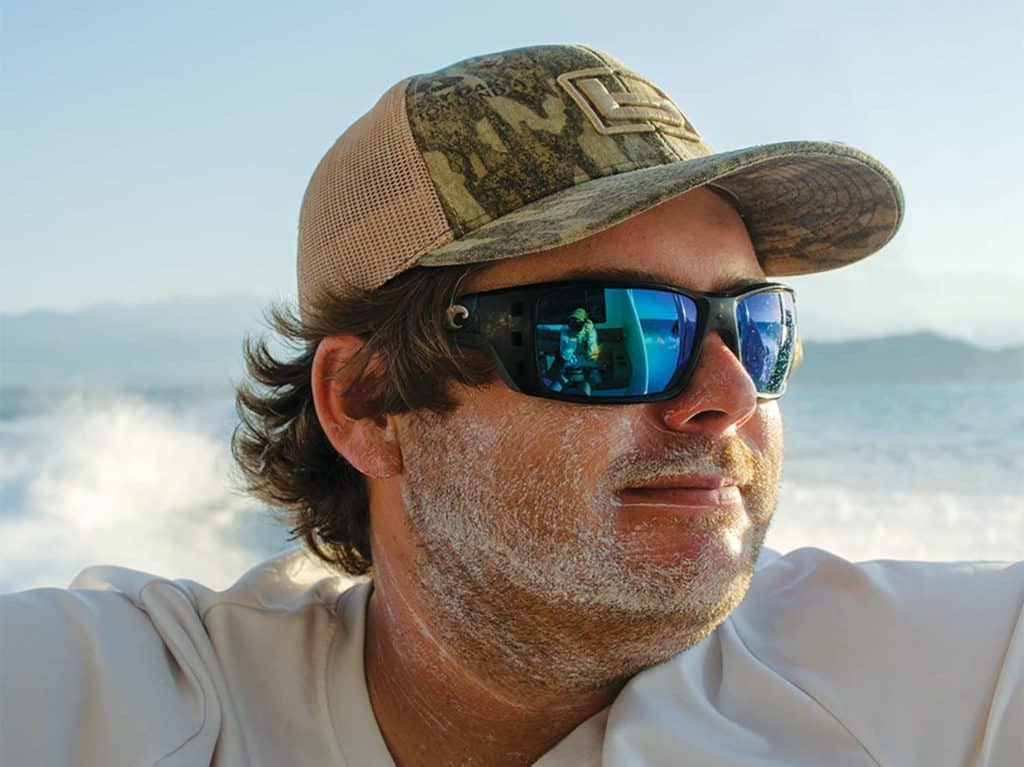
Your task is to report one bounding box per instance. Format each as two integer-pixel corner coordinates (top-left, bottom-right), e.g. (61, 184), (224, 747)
(445, 279), (798, 405)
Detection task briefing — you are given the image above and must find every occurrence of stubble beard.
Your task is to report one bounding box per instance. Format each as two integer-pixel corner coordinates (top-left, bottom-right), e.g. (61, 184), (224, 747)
(398, 405), (780, 696)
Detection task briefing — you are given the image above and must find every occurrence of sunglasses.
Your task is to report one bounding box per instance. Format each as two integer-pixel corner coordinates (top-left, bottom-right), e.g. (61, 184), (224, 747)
(445, 279), (798, 404)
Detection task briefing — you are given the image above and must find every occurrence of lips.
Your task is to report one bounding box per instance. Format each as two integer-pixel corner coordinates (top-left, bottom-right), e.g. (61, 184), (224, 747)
(617, 476), (743, 509)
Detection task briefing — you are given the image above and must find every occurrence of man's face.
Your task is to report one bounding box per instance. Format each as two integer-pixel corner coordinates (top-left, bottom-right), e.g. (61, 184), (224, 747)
(389, 187), (783, 694)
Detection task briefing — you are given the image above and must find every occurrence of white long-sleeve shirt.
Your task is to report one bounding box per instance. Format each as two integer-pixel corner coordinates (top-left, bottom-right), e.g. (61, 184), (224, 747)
(1, 545), (1021, 766)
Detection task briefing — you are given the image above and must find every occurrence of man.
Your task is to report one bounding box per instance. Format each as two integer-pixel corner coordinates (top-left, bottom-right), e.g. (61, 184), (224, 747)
(548, 307), (601, 394)
(2, 44), (1021, 766)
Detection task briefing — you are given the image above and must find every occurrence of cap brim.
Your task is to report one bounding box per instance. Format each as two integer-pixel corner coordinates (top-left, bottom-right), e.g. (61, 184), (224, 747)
(416, 140), (904, 277)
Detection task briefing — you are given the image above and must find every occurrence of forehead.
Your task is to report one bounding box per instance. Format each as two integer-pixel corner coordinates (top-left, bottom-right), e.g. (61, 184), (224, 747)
(462, 186), (764, 295)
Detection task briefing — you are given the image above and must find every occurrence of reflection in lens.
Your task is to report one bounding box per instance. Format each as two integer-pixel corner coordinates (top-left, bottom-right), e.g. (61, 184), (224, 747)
(738, 290), (795, 394)
(633, 289), (696, 394)
(535, 287), (698, 397)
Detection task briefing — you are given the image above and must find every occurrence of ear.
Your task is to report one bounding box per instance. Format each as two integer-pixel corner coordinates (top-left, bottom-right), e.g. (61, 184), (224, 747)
(311, 335), (403, 479)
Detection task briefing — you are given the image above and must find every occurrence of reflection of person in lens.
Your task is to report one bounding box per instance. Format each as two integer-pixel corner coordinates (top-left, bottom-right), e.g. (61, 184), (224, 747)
(549, 307), (601, 395)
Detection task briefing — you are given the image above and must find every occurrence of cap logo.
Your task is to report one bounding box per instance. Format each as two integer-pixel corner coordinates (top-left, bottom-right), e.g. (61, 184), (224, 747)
(557, 67), (701, 142)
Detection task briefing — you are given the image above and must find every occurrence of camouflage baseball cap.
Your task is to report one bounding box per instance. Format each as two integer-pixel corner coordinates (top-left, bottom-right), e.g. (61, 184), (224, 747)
(297, 44), (903, 316)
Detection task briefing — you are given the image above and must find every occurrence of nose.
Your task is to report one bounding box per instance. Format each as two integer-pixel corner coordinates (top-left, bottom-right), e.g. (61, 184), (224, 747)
(648, 332), (759, 435)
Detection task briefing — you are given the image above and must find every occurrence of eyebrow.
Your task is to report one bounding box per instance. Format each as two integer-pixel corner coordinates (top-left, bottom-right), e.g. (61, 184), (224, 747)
(554, 265), (768, 293)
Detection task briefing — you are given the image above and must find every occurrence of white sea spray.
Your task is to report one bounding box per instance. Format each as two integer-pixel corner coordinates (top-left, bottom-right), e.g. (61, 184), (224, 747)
(0, 391), (279, 592)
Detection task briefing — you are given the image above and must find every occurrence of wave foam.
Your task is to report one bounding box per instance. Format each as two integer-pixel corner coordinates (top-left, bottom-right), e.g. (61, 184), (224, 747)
(768, 481), (1023, 562)
(0, 392), (288, 592)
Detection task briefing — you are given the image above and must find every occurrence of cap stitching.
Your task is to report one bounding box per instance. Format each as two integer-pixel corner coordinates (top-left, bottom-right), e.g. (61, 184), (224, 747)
(394, 227), (458, 277)
(566, 44), (688, 162)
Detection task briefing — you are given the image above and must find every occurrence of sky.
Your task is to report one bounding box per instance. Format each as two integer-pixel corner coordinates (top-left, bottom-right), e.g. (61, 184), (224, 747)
(3, 0), (1023, 346)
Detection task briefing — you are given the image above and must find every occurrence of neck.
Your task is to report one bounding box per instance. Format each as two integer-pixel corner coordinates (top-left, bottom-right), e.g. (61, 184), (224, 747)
(363, 564), (620, 767)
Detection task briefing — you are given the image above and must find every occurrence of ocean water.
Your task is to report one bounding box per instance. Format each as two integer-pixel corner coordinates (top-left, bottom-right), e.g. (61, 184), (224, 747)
(0, 382), (1021, 594)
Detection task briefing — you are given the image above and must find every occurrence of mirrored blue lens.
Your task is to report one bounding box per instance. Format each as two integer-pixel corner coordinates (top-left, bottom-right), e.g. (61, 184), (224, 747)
(535, 286), (698, 397)
(737, 290), (796, 395)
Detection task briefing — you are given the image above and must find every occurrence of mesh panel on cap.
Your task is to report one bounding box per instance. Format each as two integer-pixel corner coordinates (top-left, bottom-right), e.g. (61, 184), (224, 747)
(297, 79), (452, 317)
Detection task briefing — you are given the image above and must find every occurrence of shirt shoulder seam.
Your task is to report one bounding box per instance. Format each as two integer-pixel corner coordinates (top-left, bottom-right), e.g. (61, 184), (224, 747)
(128, 579), (210, 767)
(324, 589), (353, 766)
(727, 615), (884, 766)
(199, 594), (343, 624)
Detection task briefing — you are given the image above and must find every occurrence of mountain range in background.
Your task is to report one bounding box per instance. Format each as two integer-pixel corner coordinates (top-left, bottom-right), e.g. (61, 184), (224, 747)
(2, 295), (1022, 392)
(797, 332), (1024, 385)
(1, 295), (274, 391)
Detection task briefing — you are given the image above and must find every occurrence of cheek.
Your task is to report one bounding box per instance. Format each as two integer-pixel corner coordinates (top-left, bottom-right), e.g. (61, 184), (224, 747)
(751, 401), (784, 465)
(447, 391), (641, 511)
(511, 401), (643, 476)
(454, 381), (644, 466)
(742, 401), (785, 514)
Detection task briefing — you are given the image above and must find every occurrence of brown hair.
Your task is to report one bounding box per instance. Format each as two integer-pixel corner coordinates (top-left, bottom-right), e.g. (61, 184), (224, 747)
(231, 264), (496, 576)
